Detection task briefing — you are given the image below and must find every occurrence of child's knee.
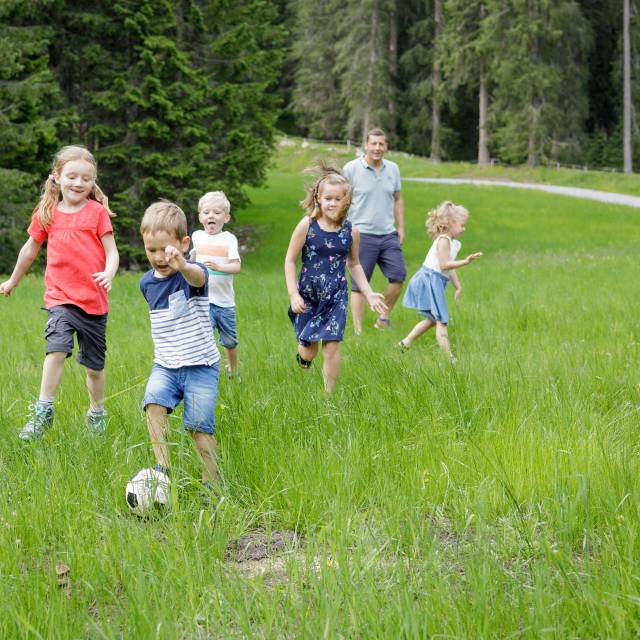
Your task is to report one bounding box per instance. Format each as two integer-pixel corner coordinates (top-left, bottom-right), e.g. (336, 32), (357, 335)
(85, 367), (104, 379)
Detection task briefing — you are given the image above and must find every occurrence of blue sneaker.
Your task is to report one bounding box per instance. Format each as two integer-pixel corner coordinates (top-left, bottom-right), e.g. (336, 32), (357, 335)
(19, 402), (54, 441)
(86, 408), (108, 434)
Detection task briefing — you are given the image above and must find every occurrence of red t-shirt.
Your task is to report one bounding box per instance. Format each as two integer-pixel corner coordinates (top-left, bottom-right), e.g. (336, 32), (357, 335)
(28, 199), (114, 315)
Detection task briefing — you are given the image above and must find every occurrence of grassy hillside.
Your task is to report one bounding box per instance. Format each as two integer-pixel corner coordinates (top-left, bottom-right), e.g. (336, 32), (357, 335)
(0, 144), (639, 637)
(276, 136), (640, 195)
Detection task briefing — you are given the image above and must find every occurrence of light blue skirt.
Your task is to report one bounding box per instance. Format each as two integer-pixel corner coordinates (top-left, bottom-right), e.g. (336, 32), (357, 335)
(402, 266), (449, 324)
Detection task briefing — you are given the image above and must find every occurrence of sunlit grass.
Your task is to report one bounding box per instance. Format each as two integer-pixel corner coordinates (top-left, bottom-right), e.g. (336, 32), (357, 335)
(0, 146), (639, 636)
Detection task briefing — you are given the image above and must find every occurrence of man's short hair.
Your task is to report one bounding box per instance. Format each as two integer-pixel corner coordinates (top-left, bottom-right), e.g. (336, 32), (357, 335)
(140, 201), (188, 240)
(365, 128), (387, 142)
(198, 191), (231, 215)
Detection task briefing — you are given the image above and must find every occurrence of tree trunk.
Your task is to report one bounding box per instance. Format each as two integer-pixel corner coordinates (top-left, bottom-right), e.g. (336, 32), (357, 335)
(478, 64), (489, 164)
(623, 0), (633, 173)
(362, 8), (378, 142)
(477, 4), (490, 165)
(430, 0), (442, 161)
(387, 1), (398, 138)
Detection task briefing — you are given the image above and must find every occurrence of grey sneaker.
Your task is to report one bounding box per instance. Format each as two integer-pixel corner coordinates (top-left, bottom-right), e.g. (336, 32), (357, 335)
(86, 408), (108, 434)
(19, 402), (54, 441)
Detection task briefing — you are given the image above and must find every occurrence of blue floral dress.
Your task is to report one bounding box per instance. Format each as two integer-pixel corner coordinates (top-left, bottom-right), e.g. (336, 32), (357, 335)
(288, 218), (353, 345)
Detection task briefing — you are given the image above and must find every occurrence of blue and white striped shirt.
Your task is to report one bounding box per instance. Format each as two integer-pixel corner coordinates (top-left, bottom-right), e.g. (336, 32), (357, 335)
(140, 264), (220, 368)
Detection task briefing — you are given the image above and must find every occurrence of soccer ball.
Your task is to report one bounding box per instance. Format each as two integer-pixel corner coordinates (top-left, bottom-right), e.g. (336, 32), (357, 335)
(125, 468), (170, 516)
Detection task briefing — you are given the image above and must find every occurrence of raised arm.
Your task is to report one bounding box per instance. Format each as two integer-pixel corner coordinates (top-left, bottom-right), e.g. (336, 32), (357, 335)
(92, 233), (120, 292)
(0, 237), (42, 296)
(284, 217), (311, 314)
(437, 237), (482, 271)
(165, 246), (206, 287)
(347, 227), (387, 315)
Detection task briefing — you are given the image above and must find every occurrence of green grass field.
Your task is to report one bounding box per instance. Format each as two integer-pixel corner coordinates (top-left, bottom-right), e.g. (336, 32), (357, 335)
(1, 145), (640, 638)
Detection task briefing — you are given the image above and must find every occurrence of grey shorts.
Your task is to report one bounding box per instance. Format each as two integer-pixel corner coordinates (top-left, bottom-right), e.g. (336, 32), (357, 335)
(45, 304), (108, 371)
(351, 231), (407, 293)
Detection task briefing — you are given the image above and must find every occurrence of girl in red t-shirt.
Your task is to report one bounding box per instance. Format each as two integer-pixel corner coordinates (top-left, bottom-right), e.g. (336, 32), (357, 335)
(0, 145), (119, 439)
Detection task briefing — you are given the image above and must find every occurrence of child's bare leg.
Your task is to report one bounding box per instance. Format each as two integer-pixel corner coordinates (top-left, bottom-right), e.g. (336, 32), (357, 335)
(85, 367), (105, 410)
(146, 404), (171, 470)
(298, 342), (319, 363)
(321, 340), (340, 393)
(435, 322), (453, 357)
(350, 292), (366, 335)
(225, 347), (238, 376)
(39, 352), (67, 401)
(379, 281), (403, 321)
(401, 319), (435, 347)
(190, 431), (218, 483)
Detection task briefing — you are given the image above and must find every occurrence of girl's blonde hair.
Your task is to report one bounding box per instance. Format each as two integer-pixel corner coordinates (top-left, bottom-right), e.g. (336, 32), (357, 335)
(426, 201), (469, 239)
(35, 145), (114, 228)
(301, 161), (352, 226)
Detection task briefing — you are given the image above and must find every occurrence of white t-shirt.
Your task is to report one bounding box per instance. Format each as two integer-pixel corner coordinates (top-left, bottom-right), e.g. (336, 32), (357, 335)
(423, 235), (461, 279)
(191, 230), (240, 307)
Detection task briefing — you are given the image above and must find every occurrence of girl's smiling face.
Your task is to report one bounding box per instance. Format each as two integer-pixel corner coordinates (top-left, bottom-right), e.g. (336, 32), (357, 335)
(56, 159), (96, 209)
(448, 214), (468, 239)
(318, 183), (348, 223)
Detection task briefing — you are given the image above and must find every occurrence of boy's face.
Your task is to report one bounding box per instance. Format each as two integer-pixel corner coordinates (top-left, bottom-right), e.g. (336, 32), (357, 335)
(142, 230), (190, 277)
(199, 207), (230, 235)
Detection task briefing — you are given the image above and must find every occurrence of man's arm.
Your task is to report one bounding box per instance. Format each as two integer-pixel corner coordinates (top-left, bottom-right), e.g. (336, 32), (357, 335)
(394, 191), (405, 244)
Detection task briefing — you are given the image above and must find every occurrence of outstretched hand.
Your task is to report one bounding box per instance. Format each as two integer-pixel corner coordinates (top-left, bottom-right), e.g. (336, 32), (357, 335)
(466, 252), (483, 264)
(366, 292), (387, 315)
(92, 271), (114, 292)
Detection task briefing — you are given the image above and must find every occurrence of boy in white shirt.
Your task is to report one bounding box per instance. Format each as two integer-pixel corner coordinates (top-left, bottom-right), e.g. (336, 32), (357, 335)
(191, 192), (241, 377)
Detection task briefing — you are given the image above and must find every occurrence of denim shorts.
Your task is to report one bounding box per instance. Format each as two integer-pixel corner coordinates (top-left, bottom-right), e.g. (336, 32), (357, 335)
(351, 231), (407, 293)
(45, 304), (108, 370)
(209, 304), (238, 349)
(142, 362), (220, 434)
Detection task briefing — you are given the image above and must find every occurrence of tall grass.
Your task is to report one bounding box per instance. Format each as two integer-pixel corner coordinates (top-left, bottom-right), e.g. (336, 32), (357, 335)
(0, 151), (639, 637)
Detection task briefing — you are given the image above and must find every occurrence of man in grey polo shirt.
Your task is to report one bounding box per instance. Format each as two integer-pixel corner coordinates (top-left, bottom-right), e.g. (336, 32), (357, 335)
(343, 128), (406, 334)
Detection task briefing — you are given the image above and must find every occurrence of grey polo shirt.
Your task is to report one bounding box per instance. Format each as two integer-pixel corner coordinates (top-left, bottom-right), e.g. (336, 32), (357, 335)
(343, 155), (401, 235)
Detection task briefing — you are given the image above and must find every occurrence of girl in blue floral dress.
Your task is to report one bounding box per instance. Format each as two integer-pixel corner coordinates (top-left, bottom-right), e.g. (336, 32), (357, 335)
(285, 163), (387, 392)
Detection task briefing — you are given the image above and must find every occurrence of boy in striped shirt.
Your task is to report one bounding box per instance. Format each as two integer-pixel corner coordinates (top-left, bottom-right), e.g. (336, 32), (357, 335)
(139, 202), (220, 488)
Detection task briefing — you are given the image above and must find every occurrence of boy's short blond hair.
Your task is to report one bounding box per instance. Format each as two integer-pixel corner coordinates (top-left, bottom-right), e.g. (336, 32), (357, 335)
(140, 201), (188, 240)
(198, 191), (231, 216)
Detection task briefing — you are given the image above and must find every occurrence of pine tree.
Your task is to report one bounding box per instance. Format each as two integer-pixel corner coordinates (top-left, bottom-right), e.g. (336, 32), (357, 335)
(487, 0), (592, 166)
(46, 0), (284, 263)
(291, 0), (345, 139)
(335, 0), (396, 142)
(439, 0), (493, 164)
(0, 0), (64, 272)
(397, 1), (434, 155)
(0, 0), (63, 175)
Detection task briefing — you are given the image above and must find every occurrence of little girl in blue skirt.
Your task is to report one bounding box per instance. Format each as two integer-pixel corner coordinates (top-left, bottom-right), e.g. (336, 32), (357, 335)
(400, 201), (482, 359)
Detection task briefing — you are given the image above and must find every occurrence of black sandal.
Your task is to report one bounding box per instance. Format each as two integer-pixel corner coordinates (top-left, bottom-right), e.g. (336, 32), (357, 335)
(296, 353), (312, 369)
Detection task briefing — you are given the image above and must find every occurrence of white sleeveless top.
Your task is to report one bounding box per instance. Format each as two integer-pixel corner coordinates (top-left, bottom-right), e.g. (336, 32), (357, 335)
(422, 235), (461, 279)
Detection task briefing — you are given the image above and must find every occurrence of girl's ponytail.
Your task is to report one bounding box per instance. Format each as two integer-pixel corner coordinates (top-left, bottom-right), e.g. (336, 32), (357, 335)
(35, 175), (61, 228)
(92, 183), (115, 218)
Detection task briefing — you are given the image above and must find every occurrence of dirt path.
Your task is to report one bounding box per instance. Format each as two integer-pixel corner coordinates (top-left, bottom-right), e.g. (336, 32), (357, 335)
(403, 177), (640, 209)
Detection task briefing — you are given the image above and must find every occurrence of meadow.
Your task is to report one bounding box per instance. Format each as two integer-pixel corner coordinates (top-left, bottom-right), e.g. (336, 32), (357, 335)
(1, 141), (640, 638)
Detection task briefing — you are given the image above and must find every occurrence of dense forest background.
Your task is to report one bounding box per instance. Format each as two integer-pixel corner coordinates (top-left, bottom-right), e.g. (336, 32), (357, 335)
(1, 0), (638, 269)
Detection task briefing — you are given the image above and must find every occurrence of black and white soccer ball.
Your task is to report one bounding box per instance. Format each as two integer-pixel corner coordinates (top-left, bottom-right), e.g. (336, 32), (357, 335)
(125, 468), (170, 515)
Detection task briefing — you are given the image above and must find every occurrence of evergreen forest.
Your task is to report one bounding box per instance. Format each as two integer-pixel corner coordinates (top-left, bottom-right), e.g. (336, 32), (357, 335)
(1, 0), (638, 268)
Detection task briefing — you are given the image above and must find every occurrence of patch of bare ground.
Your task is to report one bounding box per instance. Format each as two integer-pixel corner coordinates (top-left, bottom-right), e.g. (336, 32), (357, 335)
(227, 530), (301, 585)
